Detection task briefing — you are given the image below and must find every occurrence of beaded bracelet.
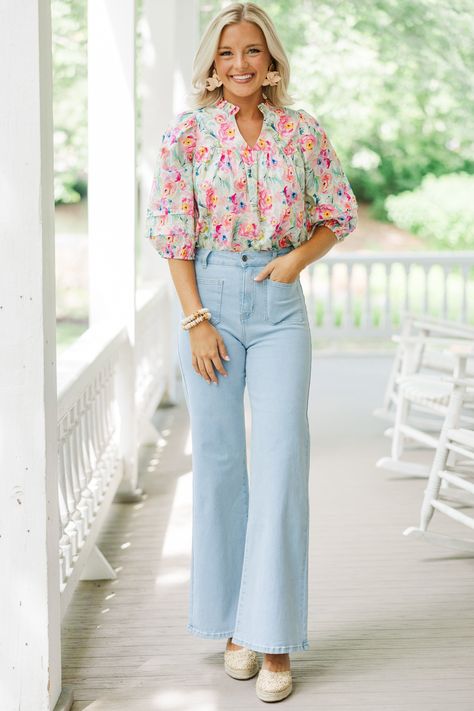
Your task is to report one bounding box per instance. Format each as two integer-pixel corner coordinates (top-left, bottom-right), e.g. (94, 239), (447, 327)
(182, 311), (212, 330)
(181, 307), (209, 326)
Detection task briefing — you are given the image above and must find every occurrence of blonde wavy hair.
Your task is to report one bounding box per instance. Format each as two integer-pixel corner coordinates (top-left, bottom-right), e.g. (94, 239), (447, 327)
(188, 2), (295, 109)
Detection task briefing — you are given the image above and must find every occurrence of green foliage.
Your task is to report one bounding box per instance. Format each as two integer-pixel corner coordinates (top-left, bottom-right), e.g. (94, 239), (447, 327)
(200, 1), (474, 231)
(51, 0), (87, 204)
(385, 173), (474, 249)
(52, 0), (474, 236)
(287, 0), (474, 222)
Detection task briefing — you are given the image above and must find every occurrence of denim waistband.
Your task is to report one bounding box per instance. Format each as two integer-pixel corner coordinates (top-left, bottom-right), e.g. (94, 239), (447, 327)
(195, 245), (294, 268)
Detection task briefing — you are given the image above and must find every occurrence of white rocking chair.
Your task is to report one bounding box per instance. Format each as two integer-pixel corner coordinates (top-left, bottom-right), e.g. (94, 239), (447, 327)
(373, 311), (474, 425)
(404, 343), (474, 551)
(376, 337), (474, 478)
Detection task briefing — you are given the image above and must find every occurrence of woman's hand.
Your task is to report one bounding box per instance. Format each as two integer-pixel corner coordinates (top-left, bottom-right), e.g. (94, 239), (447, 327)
(189, 321), (230, 384)
(253, 251), (302, 284)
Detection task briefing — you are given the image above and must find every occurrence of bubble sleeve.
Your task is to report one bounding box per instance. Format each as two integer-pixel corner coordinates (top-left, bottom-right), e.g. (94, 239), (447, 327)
(297, 109), (358, 242)
(144, 111), (197, 259)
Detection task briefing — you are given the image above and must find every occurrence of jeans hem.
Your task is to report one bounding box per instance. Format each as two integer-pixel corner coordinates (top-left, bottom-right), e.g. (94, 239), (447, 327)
(231, 635), (311, 653)
(187, 623), (234, 640)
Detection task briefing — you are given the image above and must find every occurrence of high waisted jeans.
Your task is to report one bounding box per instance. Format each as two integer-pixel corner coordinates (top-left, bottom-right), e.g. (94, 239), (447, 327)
(176, 245), (312, 654)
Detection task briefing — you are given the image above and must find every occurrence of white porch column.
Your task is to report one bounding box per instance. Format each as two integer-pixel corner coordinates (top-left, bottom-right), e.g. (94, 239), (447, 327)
(88, 0), (142, 500)
(0, 2), (68, 710)
(140, 0), (199, 283)
(140, 0), (199, 402)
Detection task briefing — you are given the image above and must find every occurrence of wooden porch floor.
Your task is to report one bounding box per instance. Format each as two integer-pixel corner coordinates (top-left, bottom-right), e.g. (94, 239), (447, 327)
(62, 353), (474, 711)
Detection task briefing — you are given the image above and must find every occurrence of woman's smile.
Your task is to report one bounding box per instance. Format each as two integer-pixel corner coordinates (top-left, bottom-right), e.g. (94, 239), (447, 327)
(230, 73), (255, 83)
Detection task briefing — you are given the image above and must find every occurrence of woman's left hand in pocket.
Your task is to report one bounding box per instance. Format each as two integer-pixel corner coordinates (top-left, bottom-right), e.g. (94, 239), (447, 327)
(253, 253), (302, 284)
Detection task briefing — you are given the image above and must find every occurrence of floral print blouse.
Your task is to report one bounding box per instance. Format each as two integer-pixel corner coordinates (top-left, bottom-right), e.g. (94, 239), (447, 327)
(145, 95), (358, 259)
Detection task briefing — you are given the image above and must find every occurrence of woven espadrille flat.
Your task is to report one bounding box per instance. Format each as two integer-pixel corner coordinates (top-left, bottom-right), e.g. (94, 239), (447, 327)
(224, 645), (260, 679)
(256, 668), (293, 702)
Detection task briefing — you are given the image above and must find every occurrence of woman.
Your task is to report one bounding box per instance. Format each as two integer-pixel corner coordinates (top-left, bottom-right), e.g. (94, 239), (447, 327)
(145, 2), (357, 702)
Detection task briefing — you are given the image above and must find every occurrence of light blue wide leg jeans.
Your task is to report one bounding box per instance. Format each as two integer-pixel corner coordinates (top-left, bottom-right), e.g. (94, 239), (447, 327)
(177, 245), (312, 654)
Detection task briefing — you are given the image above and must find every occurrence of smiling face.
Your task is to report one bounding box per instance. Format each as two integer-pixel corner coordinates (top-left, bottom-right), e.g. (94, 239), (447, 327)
(213, 20), (272, 103)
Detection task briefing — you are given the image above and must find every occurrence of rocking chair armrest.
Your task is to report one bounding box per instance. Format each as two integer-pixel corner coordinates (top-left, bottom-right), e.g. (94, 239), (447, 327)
(399, 310), (474, 336)
(442, 342), (474, 358)
(392, 334), (473, 348)
(439, 375), (474, 388)
(395, 374), (449, 386)
(408, 319), (474, 340)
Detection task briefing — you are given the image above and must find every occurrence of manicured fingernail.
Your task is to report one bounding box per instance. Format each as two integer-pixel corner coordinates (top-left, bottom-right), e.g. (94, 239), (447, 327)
(224, 355), (230, 360)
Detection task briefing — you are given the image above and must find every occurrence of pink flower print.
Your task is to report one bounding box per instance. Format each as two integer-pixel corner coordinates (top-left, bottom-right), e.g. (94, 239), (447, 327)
(196, 217), (208, 236)
(214, 221), (232, 246)
(218, 150), (233, 172)
(273, 220), (283, 235)
(181, 196), (193, 214)
(162, 179), (174, 200)
(229, 192), (246, 213)
(283, 142), (296, 156)
(320, 172), (331, 192)
(296, 210), (304, 228)
(180, 133), (196, 155)
(205, 186), (218, 211)
(278, 236), (289, 248)
(256, 137), (269, 151)
(286, 165), (295, 181)
(195, 145), (210, 164)
(319, 131), (329, 151)
(178, 243), (194, 259)
(215, 112), (227, 125)
(238, 222), (258, 239)
(218, 122), (237, 145)
(235, 178), (246, 191)
(277, 115), (295, 137)
(318, 149), (331, 170)
(260, 145), (278, 167)
(300, 134), (316, 153)
(283, 184), (298, 205)
(258, 189), (273, 214)
(223, 213), (234, 226)
(181, 116), (195, 132)
(340, 183), (353, 202)
(242, 146), (254, 165)
(317, 204), (336, 221)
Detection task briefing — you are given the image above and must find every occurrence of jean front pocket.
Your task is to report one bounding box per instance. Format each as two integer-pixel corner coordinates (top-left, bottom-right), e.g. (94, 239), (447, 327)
(266, 277), (306, 325)
(196, 276), (224, 325)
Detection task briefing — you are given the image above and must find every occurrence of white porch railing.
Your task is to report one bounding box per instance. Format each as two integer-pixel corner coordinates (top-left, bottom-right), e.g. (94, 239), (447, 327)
(2, 0), (197, 706)
(56, 284), (175, 617)
(303, 251), (474, 340)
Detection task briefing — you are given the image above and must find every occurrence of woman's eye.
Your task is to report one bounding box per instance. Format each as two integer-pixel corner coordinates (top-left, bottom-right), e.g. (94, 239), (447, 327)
(218, 48), (260, 56)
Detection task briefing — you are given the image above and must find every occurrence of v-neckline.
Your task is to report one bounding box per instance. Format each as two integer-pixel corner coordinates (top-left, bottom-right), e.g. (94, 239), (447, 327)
(233, 113), (265, 151)
(214, 95), (273, 151)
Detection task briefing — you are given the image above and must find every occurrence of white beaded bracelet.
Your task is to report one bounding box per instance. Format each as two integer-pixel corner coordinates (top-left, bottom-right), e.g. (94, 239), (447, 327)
(182, 311), (212, 330)
(181, 307), (210, 326)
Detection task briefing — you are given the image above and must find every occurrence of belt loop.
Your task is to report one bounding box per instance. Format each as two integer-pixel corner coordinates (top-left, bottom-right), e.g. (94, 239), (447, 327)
(197, 248), (212, 268)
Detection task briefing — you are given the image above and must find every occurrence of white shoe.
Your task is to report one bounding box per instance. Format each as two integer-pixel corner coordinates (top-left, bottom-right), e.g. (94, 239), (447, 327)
(256, 668), (293, 702)
(224, 645), (259, 679)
